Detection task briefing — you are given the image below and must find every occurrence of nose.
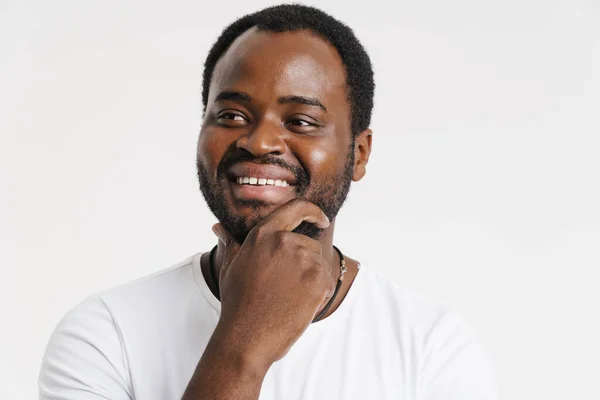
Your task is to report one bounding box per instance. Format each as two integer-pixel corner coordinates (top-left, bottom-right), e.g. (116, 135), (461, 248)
(236, 120), (286, 157)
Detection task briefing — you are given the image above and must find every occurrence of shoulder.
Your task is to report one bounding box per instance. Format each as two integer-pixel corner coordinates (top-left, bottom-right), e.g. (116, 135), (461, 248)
(39, 295), (132, 399)
(39, 253), (202, 399)
(359, 264), (499, 399)
(50, 252), (202, 337)
(359, 263), (457, 332)
(95, 253), (206, 328)
(100, 252), (199, 302)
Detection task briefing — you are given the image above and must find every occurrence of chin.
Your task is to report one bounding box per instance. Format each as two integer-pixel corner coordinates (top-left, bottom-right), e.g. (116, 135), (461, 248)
(221, 202), (324, 243)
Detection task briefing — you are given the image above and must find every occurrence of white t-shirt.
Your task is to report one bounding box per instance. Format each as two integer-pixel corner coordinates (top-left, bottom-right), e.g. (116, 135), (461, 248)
(39, 252), (498, 399)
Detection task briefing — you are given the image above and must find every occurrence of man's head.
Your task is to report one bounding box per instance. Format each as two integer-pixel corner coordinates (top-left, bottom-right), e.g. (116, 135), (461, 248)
(196, 4), (374, 243)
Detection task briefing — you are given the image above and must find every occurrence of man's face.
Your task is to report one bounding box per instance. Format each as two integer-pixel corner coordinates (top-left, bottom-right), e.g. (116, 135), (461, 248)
(197, 28), (355, 243)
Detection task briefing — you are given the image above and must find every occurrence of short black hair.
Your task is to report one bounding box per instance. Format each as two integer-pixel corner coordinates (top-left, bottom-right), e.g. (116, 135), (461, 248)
(201, 4), (375, 137)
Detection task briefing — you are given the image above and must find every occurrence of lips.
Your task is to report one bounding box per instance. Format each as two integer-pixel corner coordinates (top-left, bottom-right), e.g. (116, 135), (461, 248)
(227, 162), (297, 203)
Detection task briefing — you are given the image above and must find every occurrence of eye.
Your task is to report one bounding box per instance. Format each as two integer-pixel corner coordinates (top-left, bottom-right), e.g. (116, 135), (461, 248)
(285, 116), (320, 133)
(216, 111), (249, 126)
(287, 119), (312, 127)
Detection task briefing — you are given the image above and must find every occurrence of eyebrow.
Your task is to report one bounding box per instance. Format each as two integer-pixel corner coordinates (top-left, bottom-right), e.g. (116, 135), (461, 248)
(214, 91), (327, 112)
(278, 95), (327, 111)
(214, 91), (251, 103)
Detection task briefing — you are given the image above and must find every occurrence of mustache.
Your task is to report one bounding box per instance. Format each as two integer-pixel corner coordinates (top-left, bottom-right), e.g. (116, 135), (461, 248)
(217, 151), (310, 190)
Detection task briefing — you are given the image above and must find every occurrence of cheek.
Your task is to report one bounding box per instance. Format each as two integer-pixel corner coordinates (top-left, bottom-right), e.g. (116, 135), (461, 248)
(303, 142), (346, 180)
(307, 147), (328, 165)
(198, 128), (227, 171)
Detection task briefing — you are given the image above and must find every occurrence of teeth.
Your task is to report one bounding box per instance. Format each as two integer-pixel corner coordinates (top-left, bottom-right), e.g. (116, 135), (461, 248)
(236, 177), (290, 186)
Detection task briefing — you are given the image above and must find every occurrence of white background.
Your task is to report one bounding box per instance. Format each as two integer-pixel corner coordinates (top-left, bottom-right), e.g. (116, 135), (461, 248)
(1, 0), (599, 398)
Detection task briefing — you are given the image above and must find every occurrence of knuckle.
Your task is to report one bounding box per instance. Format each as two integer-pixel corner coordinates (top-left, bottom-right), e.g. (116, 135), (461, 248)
(290, 198), (310, 212)
(273, 230), (291, 245)
(301, 265), (320, 282)
(297, 236), (320, 252)
(296, 245), (312, 259)
(290, 198), (307, 206)
(313, 261), (328, 278)
(252, 224), (272, 240)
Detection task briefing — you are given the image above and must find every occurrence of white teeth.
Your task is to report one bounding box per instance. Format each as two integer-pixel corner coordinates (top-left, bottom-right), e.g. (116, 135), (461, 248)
(236, 177), (290, 186)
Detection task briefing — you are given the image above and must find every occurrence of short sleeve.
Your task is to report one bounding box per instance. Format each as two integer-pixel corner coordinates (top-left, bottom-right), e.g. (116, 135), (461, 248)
(418, 311), (499, 400)
(39, 296), (132, 400)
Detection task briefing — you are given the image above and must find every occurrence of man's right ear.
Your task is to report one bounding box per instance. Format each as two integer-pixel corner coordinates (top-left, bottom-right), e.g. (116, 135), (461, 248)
(352, 128), (373, 182)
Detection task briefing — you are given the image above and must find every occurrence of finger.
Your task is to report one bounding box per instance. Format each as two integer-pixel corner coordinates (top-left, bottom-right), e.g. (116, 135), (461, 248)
(252, 199), (330, 234)
(212, 223), (242, 273)
(282, 231), (322, 255)
(314, 275), (338, 318)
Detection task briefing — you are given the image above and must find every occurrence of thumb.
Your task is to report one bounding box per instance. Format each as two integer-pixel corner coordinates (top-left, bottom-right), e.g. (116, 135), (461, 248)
(211, 223), (234, 246)
(211, 223), (241, 275)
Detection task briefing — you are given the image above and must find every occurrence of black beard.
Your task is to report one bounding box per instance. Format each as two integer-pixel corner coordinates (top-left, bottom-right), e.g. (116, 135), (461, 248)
(197, 144), (354, 244)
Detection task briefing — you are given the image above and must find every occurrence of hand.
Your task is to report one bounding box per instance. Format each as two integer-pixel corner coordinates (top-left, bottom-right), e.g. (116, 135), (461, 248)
(211, 198), (336, 368)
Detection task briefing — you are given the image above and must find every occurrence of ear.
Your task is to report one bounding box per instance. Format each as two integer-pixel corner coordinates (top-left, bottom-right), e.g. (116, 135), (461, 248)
(352, 128), (373, 182)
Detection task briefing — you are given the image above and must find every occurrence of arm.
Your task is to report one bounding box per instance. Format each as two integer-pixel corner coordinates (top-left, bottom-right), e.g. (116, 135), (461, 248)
(183, 199), (334, 399)
(181, 323), (270, 400)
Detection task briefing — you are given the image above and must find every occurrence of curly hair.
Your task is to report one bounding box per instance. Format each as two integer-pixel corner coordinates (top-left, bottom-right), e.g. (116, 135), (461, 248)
(201, 4), (375, 137)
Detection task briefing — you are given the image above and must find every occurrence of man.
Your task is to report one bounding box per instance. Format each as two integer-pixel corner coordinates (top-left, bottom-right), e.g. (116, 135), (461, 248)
(39, 4), (498, 399)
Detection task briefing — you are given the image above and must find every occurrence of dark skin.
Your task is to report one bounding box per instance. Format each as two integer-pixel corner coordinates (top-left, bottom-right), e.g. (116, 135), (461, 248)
(184, 28), (372, 399)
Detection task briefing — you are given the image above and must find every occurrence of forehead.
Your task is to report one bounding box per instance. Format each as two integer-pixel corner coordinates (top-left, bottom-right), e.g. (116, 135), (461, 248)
(209, 28), (348, 105)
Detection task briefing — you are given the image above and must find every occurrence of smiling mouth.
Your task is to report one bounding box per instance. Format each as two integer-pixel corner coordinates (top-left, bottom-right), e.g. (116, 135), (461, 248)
(234, 176), (292, 187)
(229, 175), (296, 203)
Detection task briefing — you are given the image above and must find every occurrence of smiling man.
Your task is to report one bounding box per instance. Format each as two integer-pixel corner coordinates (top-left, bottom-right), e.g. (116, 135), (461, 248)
(39, 5), (498, 400)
